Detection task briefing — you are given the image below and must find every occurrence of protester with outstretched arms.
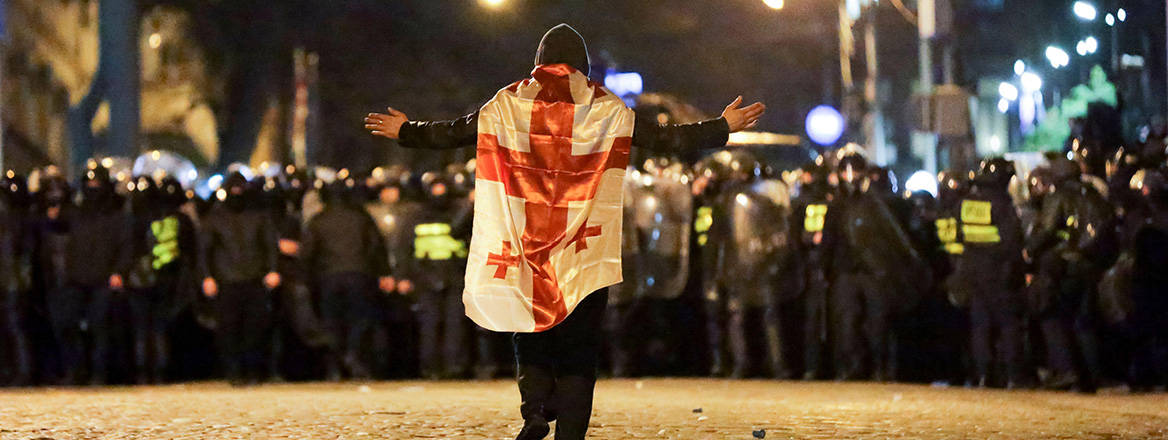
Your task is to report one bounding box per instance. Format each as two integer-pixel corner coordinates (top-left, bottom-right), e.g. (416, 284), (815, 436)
(364, 23), (763, 440)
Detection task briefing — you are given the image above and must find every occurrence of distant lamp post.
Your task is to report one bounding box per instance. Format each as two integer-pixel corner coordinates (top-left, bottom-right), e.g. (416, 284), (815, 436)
(1117, 8), (1126, 21)
(1105, 13), (1115, 26)
(1020, 72), (1043, 93)
(762, 0), (784, 10)
(805, 105), (845, 146)
(479, 0), (506, 9)
(1014, 60), (1026, 76)
(999, 82), (1019, 101)
(1045, 46), (1070, 68)
(1084, 36), (1098, 54)
(997, 98), (1011, 114)
(1073, 1), (1097, 21)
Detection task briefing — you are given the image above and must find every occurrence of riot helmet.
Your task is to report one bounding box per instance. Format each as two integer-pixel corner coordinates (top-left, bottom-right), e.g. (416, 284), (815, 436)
(80, 163), (116, 211)
(218, 171), (250, 211)
(158, 175), (187, 211)
(974, 157), (1016, 190)
(1, 170), (31, 211)
(836, 153), (869, 196)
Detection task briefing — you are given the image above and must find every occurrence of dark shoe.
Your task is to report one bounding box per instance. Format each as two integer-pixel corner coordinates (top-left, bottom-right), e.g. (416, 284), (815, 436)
(515, 416), (550, 440)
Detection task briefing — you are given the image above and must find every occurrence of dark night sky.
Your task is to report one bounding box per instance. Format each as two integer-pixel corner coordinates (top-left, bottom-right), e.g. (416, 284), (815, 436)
(311, 0), (847, 170)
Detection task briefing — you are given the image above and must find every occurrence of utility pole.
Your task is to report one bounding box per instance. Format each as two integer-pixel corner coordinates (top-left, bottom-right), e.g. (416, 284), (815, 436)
(863, 7), (887, 165)
(915, 0), (938, 174)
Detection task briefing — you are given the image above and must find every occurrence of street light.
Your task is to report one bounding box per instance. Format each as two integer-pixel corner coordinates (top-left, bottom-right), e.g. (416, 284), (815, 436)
(1073, 1), (1097, 21)
(997, 98), (1011, 113)
(1105, 13), (1115, 26)
(999, 82), (1019, 101)
(479, 0), (505, 9)
(763, 0), (784, 10)
(1045, 46), (1070, 68)
(1084, 36), (1098, 54)
(1117, 8), (1126, 21)
(1021, 72), (1043, 93)
(1014, 60), (1026, 76)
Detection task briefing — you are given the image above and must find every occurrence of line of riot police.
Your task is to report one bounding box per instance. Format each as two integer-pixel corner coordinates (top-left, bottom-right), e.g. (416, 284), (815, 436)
(608, 137), (1167, 393)
(1, 134), (1166, 391)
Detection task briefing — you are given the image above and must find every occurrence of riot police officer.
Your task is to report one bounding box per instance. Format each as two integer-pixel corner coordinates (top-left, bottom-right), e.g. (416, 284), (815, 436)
(954, 158), (1026, 387)
(823, 152), (925, 381)
(43, 164), (132, 385)
(199, 172), (281, 385)
(791, 158), (832, 380)
(410, 170), (472, 378)
(365, 166), (422, 377)
(1, 171), (33, 385)
(126, 175), (197, 383)
(1124, 169), (1168, 389)
(691, 154), (732, 376)
(1026, 157), (1116, 391)
(610, 157), (694, 376)
(301, 170), (391, 380)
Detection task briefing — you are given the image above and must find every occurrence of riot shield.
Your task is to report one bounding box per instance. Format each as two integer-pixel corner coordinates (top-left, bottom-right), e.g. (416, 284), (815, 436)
(628, 170), (693, 300)
(719, 181), (790, 307)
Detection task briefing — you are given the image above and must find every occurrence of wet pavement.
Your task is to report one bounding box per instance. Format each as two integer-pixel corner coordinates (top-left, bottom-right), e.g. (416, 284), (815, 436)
(0, 379), (1165, 439)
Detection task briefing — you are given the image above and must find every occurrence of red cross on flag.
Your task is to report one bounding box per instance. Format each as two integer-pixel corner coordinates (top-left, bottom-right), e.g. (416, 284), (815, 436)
(465, 64), (634, 333)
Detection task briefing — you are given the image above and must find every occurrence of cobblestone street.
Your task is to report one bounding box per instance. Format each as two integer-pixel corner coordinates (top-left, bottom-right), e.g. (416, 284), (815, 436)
(0, 380), (1165, 439)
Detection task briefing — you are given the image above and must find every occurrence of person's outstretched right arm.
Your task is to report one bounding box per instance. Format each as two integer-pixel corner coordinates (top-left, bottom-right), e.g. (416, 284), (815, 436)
(633, 96), (765, 154)
(365, 108), (477, 150)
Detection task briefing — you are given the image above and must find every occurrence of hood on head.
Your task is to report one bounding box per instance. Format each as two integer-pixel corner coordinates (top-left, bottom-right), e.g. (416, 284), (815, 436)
(535, 23), (590, 76)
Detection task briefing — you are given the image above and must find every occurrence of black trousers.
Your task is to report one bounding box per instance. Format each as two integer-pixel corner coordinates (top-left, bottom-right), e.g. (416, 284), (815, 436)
(0, 289), (32, 384)
(216, 281), (271, 382)
(417, 284), (469, 377)
(129, 271), (181, 382)
(514, 290), (608, 440)
(802, 269), (830, 377)
(831, 272), (892, 380)
(48, 284), (114, 384)
(969, 288), (1024, 382)
(320, 272), (376, 375)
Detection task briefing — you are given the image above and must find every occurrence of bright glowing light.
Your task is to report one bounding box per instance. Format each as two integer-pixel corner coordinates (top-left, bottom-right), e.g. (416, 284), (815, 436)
(997, 98), (1011, 113)
(604, 71), (643, 97)
(479, 0), (505, 8)
(1014, 60), (1026, 76)
(763, 0), (785, 9)
(1117, 8), (1126, 21)
(990, 135), (1003, 152)
(999, 82), (1019, 101)
(1077, 41), (1088, 56)
(1105, 13), (1115, 26)
(905, 170), (939, 197)
(1084, 36), (1098, 54)
(805, 105), (845, 146)
(1073, 1), (1097, 20)
(149, 33), (162, 49)
(1021, 72), (1043, 92)
(1045, 46), (1070, 68)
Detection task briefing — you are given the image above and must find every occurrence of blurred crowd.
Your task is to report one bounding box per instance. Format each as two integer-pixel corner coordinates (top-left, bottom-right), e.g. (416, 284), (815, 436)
(1, 116), (1166, 392)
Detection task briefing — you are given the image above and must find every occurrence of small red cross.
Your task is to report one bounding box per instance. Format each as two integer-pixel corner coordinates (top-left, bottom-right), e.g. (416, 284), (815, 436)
(486, 241), (520, 279)
(568, 223), (602, 253)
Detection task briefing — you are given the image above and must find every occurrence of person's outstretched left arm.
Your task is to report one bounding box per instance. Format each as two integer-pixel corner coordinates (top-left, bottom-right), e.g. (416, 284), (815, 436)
(365, 108), (477, 150)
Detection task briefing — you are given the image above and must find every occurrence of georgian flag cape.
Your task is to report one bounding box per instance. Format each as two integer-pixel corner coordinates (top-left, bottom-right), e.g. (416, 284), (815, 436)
(464, 64), (634, 333)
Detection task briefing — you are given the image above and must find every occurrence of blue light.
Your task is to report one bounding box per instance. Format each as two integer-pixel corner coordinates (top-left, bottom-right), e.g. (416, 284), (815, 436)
(805, 105), (845, 146)
(605, 71), (643, 97)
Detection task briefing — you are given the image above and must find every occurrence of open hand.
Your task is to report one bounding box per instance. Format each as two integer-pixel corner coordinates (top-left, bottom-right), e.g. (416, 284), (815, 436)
(365, 107), (410, 140)
(721, 96), (766, 133)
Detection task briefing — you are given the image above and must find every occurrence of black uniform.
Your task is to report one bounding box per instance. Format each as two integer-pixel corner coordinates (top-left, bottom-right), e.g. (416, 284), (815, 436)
(42, 170), (131, 385)
(0, 177), (33, 385)
(407, 178), (471, 379)
(199, 176), (279, 384)
(790, 173), (831, 379)
(302, 184), (389, 379)
(1026, 160), (1116, 391)
(126, 177), (198, 383)
(955, 172), (1026, 386)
